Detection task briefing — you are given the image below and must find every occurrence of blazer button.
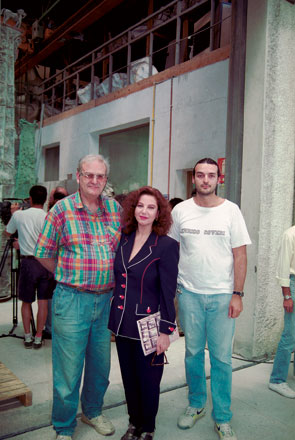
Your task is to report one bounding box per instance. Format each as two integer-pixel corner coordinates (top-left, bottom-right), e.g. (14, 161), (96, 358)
(118, 305), (124, 310)
(121, 284), (126, 288)
(122, 273), (126, 278)
(119, 295), (125, 299)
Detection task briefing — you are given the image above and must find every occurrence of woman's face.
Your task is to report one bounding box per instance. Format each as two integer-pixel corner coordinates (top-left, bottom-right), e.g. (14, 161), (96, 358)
(134, 194), (159, 229)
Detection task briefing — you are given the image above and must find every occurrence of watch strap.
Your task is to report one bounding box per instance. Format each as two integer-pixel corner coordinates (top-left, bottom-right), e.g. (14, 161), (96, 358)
(233, 291), (244, 297)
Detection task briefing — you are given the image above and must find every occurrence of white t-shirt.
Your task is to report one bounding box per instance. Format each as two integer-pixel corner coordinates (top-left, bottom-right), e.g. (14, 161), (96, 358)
(276, 225), (295, 288)
(6, 208), (47, 256)
(169, 198), (251, 294)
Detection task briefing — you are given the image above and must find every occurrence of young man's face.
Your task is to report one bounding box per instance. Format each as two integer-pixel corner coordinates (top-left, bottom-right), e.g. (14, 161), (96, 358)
(192, 163), (219, 196)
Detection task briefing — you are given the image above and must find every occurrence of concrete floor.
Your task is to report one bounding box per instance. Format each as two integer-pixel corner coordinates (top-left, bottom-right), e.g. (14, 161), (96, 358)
(0, 298), (294, 440)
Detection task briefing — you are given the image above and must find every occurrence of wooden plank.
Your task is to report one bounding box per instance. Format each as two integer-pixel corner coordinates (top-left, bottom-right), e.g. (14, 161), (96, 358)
(194, 11), (211, 33)
(0, 362), (32, 407)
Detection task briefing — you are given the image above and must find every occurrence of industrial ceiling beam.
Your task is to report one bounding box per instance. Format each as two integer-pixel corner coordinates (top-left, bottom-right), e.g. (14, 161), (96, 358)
(15, 0), (124, 78)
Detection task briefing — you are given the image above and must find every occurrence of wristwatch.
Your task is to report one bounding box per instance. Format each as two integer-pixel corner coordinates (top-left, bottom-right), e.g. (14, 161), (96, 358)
(233, 291), (244, 297)
(283, 295), (292, 300)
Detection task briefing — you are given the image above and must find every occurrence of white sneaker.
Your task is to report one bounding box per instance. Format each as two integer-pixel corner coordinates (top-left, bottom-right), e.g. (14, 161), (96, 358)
(56, 436), (72, 440)
(81, 413), (115, 436)
(177, 406), (206, 429)
(215, 423), (237, 440)
(269, 382), (295, 398)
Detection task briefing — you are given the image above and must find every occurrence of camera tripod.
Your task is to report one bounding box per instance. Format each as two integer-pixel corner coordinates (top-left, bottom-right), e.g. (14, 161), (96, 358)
(0, 238), (36, 339)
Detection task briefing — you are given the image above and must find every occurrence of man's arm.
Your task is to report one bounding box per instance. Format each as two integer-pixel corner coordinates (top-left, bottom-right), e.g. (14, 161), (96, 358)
(282, 286), (293, 313)
(276, 230), (294, 313)
(228, 245), (247, 318)
(35, 257), (56, 274)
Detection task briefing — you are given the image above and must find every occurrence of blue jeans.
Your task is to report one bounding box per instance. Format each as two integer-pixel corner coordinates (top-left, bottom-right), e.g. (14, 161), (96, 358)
(45, 299), (52, 333)
(52, 283), (112, 436)
(270, 275), (295, 384)
(177, 285), (235, 424)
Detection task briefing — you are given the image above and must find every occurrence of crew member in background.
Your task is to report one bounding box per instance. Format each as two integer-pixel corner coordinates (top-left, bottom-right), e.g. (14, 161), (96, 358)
(6, 185), (54, 349)
(269, 225), (295, 398)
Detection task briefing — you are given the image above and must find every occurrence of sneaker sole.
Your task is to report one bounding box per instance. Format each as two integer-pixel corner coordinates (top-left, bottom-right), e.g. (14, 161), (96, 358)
(81, 415), (115, 436)
(177, 408), (206, 429)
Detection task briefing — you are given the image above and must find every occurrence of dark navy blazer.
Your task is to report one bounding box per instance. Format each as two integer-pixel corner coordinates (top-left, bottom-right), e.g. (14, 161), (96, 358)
(108, 231), (179, 340)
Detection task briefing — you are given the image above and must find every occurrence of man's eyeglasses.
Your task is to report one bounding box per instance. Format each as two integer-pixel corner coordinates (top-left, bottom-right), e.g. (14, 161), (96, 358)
(151, 352), (169, 366)
(80, 172), (107, 181)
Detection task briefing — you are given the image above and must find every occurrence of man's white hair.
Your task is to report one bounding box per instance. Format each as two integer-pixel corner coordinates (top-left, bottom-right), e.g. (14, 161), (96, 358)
(77, 154), (110, 175)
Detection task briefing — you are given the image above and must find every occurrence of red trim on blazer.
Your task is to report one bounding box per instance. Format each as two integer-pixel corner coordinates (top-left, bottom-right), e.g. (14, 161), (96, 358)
(140, 258), (160, 303)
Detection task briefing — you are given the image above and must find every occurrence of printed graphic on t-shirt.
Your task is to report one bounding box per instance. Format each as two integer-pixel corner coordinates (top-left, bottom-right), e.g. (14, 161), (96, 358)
(181, 228), (225, 236)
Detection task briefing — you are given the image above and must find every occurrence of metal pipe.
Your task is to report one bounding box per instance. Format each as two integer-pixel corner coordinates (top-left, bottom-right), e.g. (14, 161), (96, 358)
(149, 83), (156, 186)
(38, 0), (63, 22)
(167, 77), (173, 198)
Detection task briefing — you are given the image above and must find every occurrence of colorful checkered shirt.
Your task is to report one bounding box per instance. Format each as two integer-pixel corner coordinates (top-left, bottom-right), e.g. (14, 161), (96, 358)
(35, 191), (121, 291)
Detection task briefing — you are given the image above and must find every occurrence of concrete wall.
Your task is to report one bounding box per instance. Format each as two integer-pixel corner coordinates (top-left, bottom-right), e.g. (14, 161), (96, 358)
(236, 0), (295, 358)
(37, 59), (229, 200)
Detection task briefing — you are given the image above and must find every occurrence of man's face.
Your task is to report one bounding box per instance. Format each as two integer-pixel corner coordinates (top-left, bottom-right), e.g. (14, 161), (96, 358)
(192, 163), (219, 196)
(76, 159), (107, 200)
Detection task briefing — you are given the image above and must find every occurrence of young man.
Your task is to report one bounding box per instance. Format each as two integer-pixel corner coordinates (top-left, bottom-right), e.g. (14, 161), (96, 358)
(6, 185), (54, 349)
(169, 158), (251, 440)
(269, 226), (295, 398)
(35, 154), (121, 440)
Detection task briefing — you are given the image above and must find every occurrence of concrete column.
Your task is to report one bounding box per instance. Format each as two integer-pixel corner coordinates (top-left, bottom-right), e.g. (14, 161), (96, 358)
(234, 0), (295, 358)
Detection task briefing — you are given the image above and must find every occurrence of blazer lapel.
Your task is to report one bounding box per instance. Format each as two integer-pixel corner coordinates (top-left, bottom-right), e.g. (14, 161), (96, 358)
(127, 231), (158, 268)
(121, 232), (134, 270)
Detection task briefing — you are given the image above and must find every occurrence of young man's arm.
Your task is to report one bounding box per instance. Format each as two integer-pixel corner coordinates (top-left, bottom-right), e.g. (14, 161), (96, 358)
(228, 245), (247, 318)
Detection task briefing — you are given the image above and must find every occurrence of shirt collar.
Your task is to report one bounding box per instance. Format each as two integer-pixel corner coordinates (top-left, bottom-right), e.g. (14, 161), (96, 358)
(74, 191), (106, 214)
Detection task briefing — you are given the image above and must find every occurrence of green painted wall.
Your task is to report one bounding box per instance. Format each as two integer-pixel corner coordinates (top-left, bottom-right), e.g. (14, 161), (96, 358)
(14, 119), (38, 199)
(100, 124), (149, 195)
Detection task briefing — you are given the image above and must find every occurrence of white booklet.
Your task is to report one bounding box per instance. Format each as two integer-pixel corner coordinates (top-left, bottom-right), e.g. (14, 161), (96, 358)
(137, 311), (179, 356)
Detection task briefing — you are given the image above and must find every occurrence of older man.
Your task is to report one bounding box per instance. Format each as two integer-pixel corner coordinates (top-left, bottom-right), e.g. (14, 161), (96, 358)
(35, 154), (121, 440)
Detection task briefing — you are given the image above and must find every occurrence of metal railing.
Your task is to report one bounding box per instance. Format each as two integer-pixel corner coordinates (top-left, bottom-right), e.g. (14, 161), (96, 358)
(35, 0), (228, 117)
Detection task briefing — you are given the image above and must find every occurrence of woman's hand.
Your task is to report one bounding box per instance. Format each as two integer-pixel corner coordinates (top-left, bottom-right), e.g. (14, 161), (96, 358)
(156, 333), (170, 354)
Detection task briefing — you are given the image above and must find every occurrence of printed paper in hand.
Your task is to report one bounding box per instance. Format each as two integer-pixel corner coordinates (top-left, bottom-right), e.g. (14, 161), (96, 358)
(137, 311), (179, 356)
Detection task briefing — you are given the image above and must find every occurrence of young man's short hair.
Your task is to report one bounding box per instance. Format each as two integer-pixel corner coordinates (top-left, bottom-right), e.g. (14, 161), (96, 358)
(29, 185), (47, 205)
(192, 158), (220, 178)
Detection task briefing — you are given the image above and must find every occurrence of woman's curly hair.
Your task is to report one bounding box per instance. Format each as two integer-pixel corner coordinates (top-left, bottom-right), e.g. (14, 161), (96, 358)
(122, 186), (172, 236)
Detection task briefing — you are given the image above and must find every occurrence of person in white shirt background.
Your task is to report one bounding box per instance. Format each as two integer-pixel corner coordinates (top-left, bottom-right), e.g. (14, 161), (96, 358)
(269, 226), (295, 399)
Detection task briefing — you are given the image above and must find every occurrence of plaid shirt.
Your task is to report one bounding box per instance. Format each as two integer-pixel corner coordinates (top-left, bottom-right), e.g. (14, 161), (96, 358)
(35, 191), (121, 291)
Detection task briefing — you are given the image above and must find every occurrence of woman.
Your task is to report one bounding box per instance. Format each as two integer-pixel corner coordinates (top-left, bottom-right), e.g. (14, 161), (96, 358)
(108, 186), (179, 440)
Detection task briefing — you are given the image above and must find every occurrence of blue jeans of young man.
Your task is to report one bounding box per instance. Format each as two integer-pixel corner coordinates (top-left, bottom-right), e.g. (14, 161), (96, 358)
(270, 275), (295, 384)
(52, 283), (112, 436)
(177, 285), (235, 424)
